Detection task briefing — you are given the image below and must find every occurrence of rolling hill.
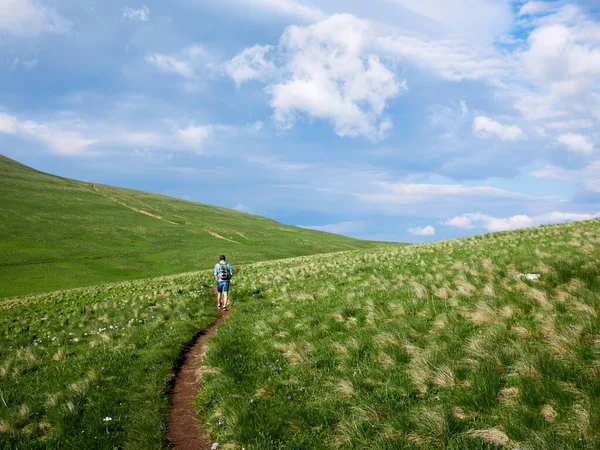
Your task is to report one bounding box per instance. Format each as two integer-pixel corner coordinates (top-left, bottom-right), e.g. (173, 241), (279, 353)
(0, 154), (386, 298)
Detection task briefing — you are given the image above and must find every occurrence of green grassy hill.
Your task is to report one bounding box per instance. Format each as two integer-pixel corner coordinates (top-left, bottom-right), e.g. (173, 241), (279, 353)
(1, 219), (598, 449)
(0, 154), (385, 298)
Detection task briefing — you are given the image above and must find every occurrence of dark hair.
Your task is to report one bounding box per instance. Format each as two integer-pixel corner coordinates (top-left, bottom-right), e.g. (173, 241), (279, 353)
(219, 254), (226, 261)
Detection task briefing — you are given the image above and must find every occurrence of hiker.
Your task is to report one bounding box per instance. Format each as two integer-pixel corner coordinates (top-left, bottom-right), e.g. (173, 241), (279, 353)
(214, 254), (233, 311)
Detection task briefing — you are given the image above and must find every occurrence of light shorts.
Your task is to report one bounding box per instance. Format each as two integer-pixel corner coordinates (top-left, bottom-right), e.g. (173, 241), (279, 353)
(217, 280), (230, 293)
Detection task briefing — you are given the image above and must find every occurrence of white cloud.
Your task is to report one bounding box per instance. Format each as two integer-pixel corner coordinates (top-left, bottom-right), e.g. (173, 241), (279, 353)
(0, 114), (18, 134)
(301, 221), (365, 235)
(518, 2), (554, 17)
(533, 161), (600, 192)
(177, 125), (216, 153)
(442, 211), (600, 232)
(473, 116), (526, 141)
(230, 14), (404, 141)
(123, 6), (150, 21)
(356, 181), (531, 204)
(145, 46), (207, 79)
(521, 20), (600, 100)
(225, 45), (277, 86)
(226, 11), (524, 140)
(407, 225), (435, 236)
(270, 14), (403, 140)
(513, 92), (568, 121)
(391, 0), (513, 38)
(0, 112), (244, 156)
(0, 0), (71, 37)
(0, 113), (96, 155)
(556, 133), (595, 153)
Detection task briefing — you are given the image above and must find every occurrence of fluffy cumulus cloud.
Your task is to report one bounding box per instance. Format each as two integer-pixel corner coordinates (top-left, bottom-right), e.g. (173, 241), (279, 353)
(228, 14), (405, 140)
(442, 211), (600, 232)
(555, 133), (595, 153)
(521, 23), (600, 99)
(407, 225), (435, 236)
(515, 3), (600, 125)
(0, 0), (71, 37)
(473, 116), (526, 141)
(356, 182), (530, 204)
(225, 45), (277, 86)
(123, 6), (150, 22)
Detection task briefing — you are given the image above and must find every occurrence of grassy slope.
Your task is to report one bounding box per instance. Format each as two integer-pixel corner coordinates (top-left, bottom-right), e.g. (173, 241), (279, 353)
(198, 219), (600, 449)
(0, 154), (384, 298)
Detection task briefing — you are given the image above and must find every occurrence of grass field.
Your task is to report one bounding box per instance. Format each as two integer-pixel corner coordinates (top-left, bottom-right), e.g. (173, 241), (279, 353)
(0, 271), (217, 449)
(0, 154), (384, 298)
(1, 220), (598, 448)
(197, 219), (600, 449)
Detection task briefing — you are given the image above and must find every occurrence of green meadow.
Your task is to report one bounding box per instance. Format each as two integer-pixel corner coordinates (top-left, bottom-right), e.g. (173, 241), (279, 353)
(0, 154), (382, 298)
(1, 155), (599, 449)
(199, 219), (600, 449)
(0, 273), (217, 449)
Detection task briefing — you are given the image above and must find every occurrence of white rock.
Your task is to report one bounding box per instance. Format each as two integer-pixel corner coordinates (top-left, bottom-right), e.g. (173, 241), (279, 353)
(516, 273), (540, 280)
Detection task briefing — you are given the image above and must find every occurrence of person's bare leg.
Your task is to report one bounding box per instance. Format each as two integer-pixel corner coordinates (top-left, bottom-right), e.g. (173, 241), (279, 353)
(223, 292), (228, 310)
(217, 292), (222, 308)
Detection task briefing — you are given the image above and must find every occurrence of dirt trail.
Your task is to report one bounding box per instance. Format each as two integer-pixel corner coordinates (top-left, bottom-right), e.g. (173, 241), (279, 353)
(168, 289), (229, 449)
(91, 184), (177, 225)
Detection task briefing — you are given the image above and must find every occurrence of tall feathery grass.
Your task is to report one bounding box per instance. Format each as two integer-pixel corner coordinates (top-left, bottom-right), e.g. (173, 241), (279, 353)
(198, 220), (600, 449)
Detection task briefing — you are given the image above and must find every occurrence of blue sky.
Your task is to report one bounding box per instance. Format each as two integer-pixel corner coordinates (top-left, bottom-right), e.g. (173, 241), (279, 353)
(1, 0), (599, 242)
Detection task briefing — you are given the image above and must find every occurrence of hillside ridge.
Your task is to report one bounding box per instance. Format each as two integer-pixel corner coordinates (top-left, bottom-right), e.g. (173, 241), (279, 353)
(0, 154), (389, 297)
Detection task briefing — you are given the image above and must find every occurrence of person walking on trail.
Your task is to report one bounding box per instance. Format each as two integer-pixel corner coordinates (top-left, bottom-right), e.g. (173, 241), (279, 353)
(214, 254), (233, 311)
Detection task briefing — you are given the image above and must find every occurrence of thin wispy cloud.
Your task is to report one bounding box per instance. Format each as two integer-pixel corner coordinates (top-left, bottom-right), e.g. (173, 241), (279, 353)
(123, 6), (150, 22)
(442, 211), (600, 232)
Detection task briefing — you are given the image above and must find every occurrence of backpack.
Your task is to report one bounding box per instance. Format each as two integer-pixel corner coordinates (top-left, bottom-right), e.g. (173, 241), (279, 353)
(218, 263), (230, 281)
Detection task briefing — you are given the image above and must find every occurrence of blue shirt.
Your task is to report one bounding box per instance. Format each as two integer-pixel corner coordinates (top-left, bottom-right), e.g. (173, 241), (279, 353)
(214, 261), (233, 278)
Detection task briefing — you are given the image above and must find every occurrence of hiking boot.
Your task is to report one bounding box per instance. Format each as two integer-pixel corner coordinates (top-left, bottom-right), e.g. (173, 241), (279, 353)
(223, 306), (228, 311)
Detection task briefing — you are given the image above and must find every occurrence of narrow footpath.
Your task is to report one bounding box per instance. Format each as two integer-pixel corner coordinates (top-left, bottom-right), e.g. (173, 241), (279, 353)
(168, 290), (229, 449)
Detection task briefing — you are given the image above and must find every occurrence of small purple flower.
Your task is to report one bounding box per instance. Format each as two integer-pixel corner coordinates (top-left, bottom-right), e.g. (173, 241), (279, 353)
(299, 388), (305, 393)
(286, 394), (293, 401)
